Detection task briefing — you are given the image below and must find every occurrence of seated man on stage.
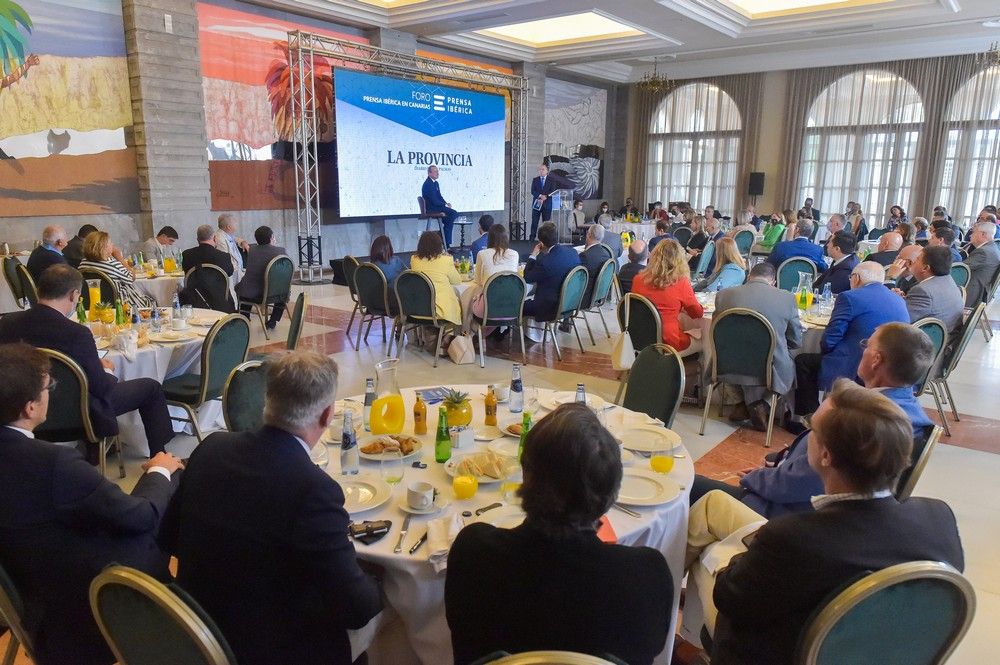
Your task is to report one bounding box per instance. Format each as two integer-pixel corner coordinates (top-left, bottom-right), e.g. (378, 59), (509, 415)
(422, 164), (458, 247)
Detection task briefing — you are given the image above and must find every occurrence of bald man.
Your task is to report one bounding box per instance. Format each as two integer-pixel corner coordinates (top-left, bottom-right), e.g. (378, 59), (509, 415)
(885, 243), (924, 294)
(867, 231), (903, 267)
(26, 225), (68, 282)
(617, 239), (648, 293)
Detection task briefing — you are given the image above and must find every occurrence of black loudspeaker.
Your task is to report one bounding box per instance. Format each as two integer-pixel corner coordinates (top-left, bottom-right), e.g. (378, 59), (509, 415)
(748, 172), (765, 197)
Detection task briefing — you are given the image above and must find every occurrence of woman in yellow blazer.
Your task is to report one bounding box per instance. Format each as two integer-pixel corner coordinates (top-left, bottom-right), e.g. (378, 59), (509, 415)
(409, 231), (462, 325)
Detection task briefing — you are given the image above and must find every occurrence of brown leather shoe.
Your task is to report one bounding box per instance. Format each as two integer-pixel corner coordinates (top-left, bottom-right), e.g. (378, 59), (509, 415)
(727, 401), (751, 423)
(747, 400), (771, 432)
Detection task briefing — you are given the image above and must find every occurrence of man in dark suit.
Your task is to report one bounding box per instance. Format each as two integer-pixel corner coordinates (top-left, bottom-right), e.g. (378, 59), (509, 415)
(0, 264), (175, 455)
(963, 220), (1000, 307)
(802, 197), (820, 222)
(0, 342), (182, 665)
(812, 231), (858, 295)
(236, 225), (289, 330)
(63, 223), (97, 268)
(529, 163), (562, 240)
(422, 164), (458, 247)
(766, 219), (827, 272)
(523, 222), (582, 322)
(180, 224), (237, 311)
(866, 230), (903, 266)
(905, 246), (965, 332)
(181, 224), (235, 276)
(158, 351), (382, 665)
(929, 225), (963, 263)
(26, 225), (69, 282)
(884, 244), (923, 294)
(617, 239), (647, 294)
(579, 224), (615, 306)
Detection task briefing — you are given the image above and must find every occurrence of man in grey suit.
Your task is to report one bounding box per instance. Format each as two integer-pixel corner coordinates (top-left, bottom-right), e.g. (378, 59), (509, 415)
(713, 262), (803, 429)
(597, 218), (623, 260)
(236, 225), (289, 330)
(905, 246), (965, 333)
(963, 220), (1000, 307)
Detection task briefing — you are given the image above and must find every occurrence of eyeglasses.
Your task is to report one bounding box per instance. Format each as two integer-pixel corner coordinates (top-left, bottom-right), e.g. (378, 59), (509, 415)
(859, 338), (870, 349)
(44, 378), (58, 392)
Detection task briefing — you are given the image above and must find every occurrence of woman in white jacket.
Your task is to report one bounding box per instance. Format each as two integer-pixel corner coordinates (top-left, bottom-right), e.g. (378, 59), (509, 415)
(461, 223), (520, 333)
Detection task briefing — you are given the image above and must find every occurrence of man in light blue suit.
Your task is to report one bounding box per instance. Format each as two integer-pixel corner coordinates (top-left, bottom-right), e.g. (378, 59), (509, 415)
(766, 219), (827, 272)
(793, 261), (909, 418)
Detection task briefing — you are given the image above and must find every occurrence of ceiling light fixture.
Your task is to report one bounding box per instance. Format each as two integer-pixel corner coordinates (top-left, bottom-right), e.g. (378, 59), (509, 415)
(638, 58), (672, 95)
(983, 18), (1000, 28)
(977, 42), (1000, 69)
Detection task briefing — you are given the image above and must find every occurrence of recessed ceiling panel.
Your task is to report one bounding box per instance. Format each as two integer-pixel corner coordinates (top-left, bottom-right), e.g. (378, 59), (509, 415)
(476, 12), (644, 48)
(722, 0), (894, 20)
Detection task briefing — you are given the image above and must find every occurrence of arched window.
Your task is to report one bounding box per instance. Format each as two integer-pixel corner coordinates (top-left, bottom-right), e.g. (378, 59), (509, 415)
(798, 70), (923, 226)
(938, 67), (1000, 222)
(646, 83), (741, 213)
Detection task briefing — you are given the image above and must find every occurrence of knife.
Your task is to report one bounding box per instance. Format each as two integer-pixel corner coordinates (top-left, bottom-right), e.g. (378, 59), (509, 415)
(475, 502), (503, 516)
(394, 514), (411, 554)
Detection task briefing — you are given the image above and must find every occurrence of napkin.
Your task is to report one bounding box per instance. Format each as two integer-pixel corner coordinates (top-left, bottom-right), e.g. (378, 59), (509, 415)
(112, 331), (138, 362)
(427, 512), (465, 573)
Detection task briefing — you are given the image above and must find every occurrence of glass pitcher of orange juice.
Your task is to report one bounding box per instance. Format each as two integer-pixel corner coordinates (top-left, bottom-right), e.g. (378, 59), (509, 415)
(369, 358), (405, 434)
(86, 279), (101, 321)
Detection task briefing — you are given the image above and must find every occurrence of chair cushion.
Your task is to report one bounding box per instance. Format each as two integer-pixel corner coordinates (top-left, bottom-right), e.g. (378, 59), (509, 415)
(163, 374), (202, 404)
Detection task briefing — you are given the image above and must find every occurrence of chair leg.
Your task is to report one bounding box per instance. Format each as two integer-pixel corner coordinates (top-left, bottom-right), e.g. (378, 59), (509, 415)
(433, 326), (444, 368)
(3, 635), (19, 665)
(477, 325), (486, 368)
(582, 312), (596, 346)
(547, 323), (563, 361)
(354, 315), (366, 351)
(980, 313), (993, 342)
(570, 318), (585, 354)
(941, 378), (960, 422)
(929, 382), (951, 437)
(256, 304), (269, 340)
(614, 370), (629, 404)
(381, 316), (387, 342)
(598, 308), (611, 338)
(764, 393), (778, 448)
(718, 381), (726, 418)
(173, 403), (205, 443)
(115, 436), (125, 479)
(699, 383), (716, 435)
(99, 437), (108, 478)
(363, 315), (375, 344)
(345, 302), (359, 343)
(519, 324), (527, 364)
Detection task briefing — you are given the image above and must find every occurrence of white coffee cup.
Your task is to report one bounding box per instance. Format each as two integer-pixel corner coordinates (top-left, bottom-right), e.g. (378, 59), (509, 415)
(171, 317), (188, 331)
(407, 481), (435, 510)
(495, 385), (511, 402)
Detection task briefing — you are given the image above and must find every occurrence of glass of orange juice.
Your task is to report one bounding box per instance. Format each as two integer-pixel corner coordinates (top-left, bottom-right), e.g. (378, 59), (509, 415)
(453, 474), (478, 500)
(650, 455), (674, 474)
(163, 256), (176, 273)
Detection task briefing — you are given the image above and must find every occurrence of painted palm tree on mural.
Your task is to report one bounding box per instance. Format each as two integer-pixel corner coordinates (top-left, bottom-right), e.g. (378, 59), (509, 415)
(0, 0), (37, 159)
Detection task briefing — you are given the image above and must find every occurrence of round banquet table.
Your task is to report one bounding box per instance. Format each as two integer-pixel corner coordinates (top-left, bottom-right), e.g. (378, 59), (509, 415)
(690, 291), (827, 356)
(330, 385), (694, 665)
(135, 273), (184, 306)
(610, 221), (657, 242)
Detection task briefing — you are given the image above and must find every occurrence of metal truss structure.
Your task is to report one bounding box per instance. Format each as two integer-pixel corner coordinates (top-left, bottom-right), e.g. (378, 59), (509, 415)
(288, 30), (530, 282)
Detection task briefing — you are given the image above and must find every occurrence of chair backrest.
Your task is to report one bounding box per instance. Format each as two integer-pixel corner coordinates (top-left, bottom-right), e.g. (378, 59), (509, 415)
(949, 263), (970, 288)
(939, 302), (986, 380)
(0, 558), (35, 661)
(33, 348), (100, 444)
(694, 240), (716, 276)
(90, 565), (237, 665)
(197, 314), (251, 404)
(342, 255), (360, 301)
(183, 264), (234, 312)
(733, 229), (755, 255)
(482, 271), (526, 324)
(623, 343), (686, 428)
(395, 270), (438, 323)
(587, 259), (617, 309)
(672, 226), (692, 248)
(896, 425), (942, 501)
(708, 308), (777, 388)
(222, 360), (266, 433)
(355, 262), (392, 316)
(286, 292), (308, 350)
(867, 227), (886, 242)
(15, 262), (38, 307)
(912, 318), (947, 396)
(80, 267), (120, 308)
(417, 195), (428, 216)
(260, 255), (293, 305)
(484, 652), (622, 665)
(616, 293), (662, 352)
(556, 265), (589, 319)
(796, 561), (975, 665)
(2, 256), (24, 306)
(777, 257), (818, 292)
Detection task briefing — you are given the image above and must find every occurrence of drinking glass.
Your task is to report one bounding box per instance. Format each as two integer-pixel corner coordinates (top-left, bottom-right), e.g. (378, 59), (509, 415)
(523, 386), (540, 418)
(380, 447), (405, 487)
(453, 474), (478, 500)
(181, 305), (193, 320)
(309, 441), (330, 468)
(650, 454), (674, 474)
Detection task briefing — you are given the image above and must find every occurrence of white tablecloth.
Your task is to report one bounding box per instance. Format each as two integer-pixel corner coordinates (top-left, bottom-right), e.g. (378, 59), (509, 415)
(136, 274), (184, 306)
(331, 385), (694, 665)
(610, 222), (657, 242)
(689, 293), (827, 357)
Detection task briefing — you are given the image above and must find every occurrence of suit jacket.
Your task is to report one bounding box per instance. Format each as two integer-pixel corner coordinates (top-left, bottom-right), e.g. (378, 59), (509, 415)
(819, 282), (909, 389)
(523, 244), (582, 321)
(867, 249), (900, 267)
(63, 235), (85, 268)
(530, 174), (560, 214)
(446, 521), (673, 665)
(964, 241), (1000, 306)
(712, 496), (963, 665)
(766, 237), (828, 272)
(0, 304), (121, 437)
(602, 228), (624, 259)
(813, 253), (859, 295)
(422, 176), (448, 212)
(235, 243), (287, 301)
(714, 279), (802, 395)
(617, 261), (645, 293)
(906, 274), (965, 332)
(181, 243), (234, 276)
(580, 243), (614, 305)
(26, 246), (67, 282)
(158, 427), (382, 665)
(0, 428), (173, 665)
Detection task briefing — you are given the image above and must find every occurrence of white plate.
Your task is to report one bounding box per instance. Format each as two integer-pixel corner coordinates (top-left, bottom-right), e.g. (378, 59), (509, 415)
(544, 390), (610, 412)
(396, 495), (450, 515)
(488, 438), (520, 458)
(801, 313), (830, 327)
(188, 317), (217, 327)
(470, 505), (526, 529)
(496, 419), (525, 438)
(616, 469), (682, 506)
(444, 455), (507, 484)
(358, 434), (423, 461)
(340, 475), (392, 514)
(619, 447), (636, 466)
(617, 424), (681, 453)
(148, 331), (197, 343)
(474, 425), (503, 441)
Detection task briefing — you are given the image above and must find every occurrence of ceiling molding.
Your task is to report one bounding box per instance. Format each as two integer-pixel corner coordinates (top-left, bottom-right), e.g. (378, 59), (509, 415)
(555, 61), (635, 83)
(251, 0), (391, 29)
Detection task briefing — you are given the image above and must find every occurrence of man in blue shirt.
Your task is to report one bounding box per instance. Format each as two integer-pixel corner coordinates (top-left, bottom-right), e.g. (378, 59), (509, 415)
(766, 218), (827, 272)
(26, 225), (68, 282)
(469, 215), (493, 262)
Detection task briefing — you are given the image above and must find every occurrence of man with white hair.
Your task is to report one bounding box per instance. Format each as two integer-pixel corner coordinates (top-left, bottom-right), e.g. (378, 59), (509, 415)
(580, 223), (614, 306)
(792, 260), (909, 424)
(214, 213), (250, 281)
(26, 224), (68, 281)
(964, 220), (1000, 307)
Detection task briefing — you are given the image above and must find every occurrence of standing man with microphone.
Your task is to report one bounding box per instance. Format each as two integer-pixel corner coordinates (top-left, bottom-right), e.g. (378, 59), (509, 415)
(422, 165), (459, 248)
(531, 163), (571, 241)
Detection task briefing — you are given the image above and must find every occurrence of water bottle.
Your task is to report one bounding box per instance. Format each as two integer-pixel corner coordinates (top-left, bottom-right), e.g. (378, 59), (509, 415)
(340, 411), (359, 475)
(362, 378), (375, 432)
(151, 307), (162, 333)
(172, 293), (181, 321)
(822, 283), (832, 304)
(575, 383), (587, 404)
(509, 363), (524, 413)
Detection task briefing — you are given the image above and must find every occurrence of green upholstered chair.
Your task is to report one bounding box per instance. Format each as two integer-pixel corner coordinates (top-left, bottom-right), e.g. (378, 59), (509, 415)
(353, 263), (397, 352)
(796, 561), (975, 665)
(2, 256), (25, 310)
(623, 343), (686, 428)
(90, 565), (237, 665)
(925, 302), (985, 436)
(912, 318), (947, 399)
(393, 270), (460, 368)
(733, 229), (756, 259)
(613, 293), (662, 403)
(577, 258), (617, 346)
(949, 263), (970, 288)
(0, 558), (35, 665)
(693, 240), (716, 279)
(183, 264), (235, 313)
(866, 227), (886, 242)
(474, 271), (527, 367)
(222, 360), (266, 433)
(248, 292), (307, 361)
(895, 425), (943, 501)
(700, 308), (780, 447)
(776, 257), (818, 292)
(14, 263), (38, 308)
(79, 267), (120, 309)
(672, 227), (692, 248)
(530, 265), (588, 361)
(342, 255), (361, 344)
(239, 255), (293, 339)
(163, 314), (250, 442)
(33, 349), (123, 479)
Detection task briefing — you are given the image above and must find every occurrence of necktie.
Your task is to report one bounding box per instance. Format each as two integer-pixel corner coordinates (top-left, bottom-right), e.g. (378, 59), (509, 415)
(541, 177), (545, 189)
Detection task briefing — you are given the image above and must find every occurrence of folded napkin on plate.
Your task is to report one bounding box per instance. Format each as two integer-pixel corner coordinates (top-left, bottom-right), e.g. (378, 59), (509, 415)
(112, 331), (138, 362)
(427, 512), (465, 573)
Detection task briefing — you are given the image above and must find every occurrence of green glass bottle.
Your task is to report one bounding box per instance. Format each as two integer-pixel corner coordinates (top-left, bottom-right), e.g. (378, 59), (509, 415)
(517, 412), (532, 461)
(76, 298), (87, 324)
(114, 300), (125, 326)
(434, 406), (451, 463)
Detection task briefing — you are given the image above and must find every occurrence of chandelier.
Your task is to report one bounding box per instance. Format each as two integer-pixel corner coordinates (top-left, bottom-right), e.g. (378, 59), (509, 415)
(638, 58), (672, 95)
(977, 42), (1000, 69)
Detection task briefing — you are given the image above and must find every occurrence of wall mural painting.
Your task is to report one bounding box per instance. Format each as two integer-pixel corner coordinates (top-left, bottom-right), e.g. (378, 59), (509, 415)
(543, 78), (607, 201)
(0, 0), (138, 216)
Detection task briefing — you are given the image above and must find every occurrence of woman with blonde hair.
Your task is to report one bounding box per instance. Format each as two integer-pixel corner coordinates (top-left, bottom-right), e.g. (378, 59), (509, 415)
(694, 237), (747, 293)
(631, 239), (705, 356)
(78, 231), (155, 311)
(686, 214), (710, 270)
(460, 223), (519, 332)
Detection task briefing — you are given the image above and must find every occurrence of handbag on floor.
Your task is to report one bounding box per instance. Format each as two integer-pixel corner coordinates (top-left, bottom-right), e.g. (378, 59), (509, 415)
(610, 297), (635, 371)
(447, 334), (476, 365)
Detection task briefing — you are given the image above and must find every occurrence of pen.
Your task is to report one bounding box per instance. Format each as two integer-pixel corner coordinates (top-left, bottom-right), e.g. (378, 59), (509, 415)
(408, 531), (428, 554)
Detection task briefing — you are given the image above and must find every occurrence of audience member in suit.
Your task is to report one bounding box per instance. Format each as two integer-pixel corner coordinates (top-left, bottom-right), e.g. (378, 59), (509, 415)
(421, 164), (458, 246)
(794, 261), (910, 418)
(929, 225), (963, 263)
(523, 222), (582, 322)
(812, 231), (859, 295)
(141, 225), (180, 264)
(617, 240), (648, 294)
(529, 164), (561, 240)
(883, 244), (923, 295)
(685, 215), (710, 271)
(801, 197), (820, 222)
(704, 380), (963, 665)
(598, 218), (624, 259)
(647, 219), (671, 251)
(819, 213), (846, 247)
(963, 220), (1000, 307)
(158, 352), (382, 665)
(579, 224), (615, 305)
(0, 343), (182, 665)
(369, 234), (408, 288)
(904, 246), (966, 332)
(180, 225), (236, 311)
(631, 239), (704, 357)
(214, 213), (249, 281)
(447, 403), (673, 665)
(63, 223), (97, 268)
(469, 214), (493, 261)
(765, 219), (827, 272)
(182, 224), (235, 276)
(690, 323), (934, 519)
(0, 265), (175, 455)
(236, 225), (289, 330)
(25, 225), (68, 282)
(866, 230), (903, 266)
